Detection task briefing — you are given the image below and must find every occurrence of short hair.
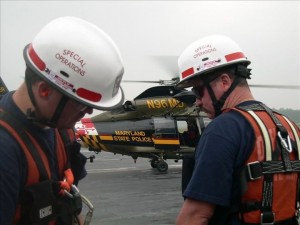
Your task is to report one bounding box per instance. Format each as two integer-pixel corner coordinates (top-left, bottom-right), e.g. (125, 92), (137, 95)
(25, 66), (43, 84)
(203, 64), (250, 86)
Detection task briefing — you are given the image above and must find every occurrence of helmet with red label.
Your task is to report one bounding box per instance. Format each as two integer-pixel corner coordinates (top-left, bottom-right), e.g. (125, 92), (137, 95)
(23, 16), (124, 110)
(176, 35), (251, 89)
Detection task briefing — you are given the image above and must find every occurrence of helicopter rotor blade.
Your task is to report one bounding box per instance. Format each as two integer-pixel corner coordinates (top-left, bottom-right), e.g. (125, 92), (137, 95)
(249, 84), (300, 89)
(122, 80), (161, 84)
(146, 55), (179, 79)
(122, 77), (179, 86)
(123, 80), (300, 89)
(123, 55), (300, 90)
(122, 55), (180, 86)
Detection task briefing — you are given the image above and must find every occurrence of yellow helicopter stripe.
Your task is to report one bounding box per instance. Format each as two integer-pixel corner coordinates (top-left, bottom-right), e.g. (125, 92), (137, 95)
(153, 139), (180, 145)
(92, 135), (99, 143)
(81, 135), (91, 145)
(90, 138), (99, 149)
(99, 135), (114, 141)
(82, 135), (97, 149)
(81, 135), (104, 150)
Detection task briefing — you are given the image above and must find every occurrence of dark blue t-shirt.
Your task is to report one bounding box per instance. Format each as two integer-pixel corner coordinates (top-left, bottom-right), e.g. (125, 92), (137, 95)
(0, 92), (58, 224)
(183, 101), (258, 224)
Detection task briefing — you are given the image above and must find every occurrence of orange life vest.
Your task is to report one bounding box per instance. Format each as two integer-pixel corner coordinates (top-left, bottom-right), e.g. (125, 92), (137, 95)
(231, 104), (300, 224)
(0, 109), (76, 224)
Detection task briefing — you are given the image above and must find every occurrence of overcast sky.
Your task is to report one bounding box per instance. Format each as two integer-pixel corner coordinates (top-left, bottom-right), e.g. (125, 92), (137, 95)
(1, 1), (299, 112)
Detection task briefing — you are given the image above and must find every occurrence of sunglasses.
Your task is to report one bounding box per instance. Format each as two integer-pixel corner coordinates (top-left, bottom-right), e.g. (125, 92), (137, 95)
(192, 85), (206, 99)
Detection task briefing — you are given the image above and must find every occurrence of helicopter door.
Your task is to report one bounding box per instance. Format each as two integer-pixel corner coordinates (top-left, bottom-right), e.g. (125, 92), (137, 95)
(152, 117), (180, 150)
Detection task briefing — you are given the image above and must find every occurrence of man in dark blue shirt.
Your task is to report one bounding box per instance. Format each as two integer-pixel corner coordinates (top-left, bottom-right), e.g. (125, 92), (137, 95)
(0, 16), (125, 225)
(175, 35), (300, 225)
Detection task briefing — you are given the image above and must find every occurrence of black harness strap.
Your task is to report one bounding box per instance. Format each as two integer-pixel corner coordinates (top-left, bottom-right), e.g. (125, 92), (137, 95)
(259, 104), (293, 173)
(58, 128), (73, 170)
(247, 160), (300, 180)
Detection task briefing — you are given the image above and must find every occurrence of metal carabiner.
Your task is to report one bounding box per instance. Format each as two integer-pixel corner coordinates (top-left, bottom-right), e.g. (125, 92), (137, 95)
(63, 185), (80, 198)
(64, 189), (74, 198)
(81, 194), (94, 225)
(296, 208), (300, 225)
(277, 131), (292, 153)
(71, 184), (80, 194)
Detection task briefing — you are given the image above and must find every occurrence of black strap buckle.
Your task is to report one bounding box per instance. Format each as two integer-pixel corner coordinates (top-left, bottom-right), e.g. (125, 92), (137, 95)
(247, 161), (262, 180)
(261, 212), (275, 225)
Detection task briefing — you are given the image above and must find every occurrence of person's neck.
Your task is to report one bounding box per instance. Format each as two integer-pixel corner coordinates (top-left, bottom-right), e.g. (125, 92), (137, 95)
(13, 82), (51, 129)
(222, 85), (255, 110)
(12, 82), (35, 115)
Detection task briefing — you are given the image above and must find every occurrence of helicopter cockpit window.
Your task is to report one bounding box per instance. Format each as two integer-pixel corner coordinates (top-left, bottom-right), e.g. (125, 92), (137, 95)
(153, 117), (177, 135)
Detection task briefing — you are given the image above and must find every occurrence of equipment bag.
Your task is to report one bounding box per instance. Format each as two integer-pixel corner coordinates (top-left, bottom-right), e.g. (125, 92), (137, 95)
(21, 180), (62, 224)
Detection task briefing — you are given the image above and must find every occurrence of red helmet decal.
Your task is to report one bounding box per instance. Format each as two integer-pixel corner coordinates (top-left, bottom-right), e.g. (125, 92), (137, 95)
(76, 88), (102, 102)
(28, 44), (46, 71)
(225, 52), (245, 62)
(181, 67), (194, 79)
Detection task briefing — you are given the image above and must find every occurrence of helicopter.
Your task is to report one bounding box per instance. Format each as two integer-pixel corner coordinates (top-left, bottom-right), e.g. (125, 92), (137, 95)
(0, 76), (9, 98)
(75, 75), (300, 173)
(75, 78), (209, 172)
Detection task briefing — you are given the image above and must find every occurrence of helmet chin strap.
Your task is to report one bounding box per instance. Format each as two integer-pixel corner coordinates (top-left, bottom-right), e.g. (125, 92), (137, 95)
(49, 95), (69, 126)
(25, 74), (69, 128)
(202, 64), (250, 117)
(204, 76), (242, 118)
(26, 93), (69, 128)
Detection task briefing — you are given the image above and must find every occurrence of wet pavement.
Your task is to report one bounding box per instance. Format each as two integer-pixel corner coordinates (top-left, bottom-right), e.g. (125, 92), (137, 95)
(79, 150), (184, 225)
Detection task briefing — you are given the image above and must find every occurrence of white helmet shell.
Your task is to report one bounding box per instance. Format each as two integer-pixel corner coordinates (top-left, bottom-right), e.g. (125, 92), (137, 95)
(176, 35), (250, 88)
(24, 16), (124, 110)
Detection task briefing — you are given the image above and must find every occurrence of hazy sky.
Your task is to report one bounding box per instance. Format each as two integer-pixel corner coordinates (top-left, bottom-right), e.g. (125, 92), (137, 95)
(1, 1), (299, 112)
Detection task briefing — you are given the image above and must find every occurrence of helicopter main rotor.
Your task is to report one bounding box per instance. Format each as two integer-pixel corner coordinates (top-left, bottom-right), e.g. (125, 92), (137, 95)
(122, 77), (179, 86)
(122, 55), (300, 89)
(122, 78), (300, 90)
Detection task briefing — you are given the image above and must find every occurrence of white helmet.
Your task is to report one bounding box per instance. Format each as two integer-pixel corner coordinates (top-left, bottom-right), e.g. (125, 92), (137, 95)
(24, 16), (124, 110)
(176, 35), (250, 88)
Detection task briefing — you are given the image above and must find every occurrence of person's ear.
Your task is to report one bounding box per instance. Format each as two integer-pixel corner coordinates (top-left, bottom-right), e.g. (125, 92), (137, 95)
(38, 82), (52, 98)
(219, 73), (232, 91)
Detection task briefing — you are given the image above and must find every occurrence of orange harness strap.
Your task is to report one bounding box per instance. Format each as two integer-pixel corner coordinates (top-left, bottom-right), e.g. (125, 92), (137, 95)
(0, 109), (51, 184)
(0, 109), (76, 224)
(231, 103), (300, 224)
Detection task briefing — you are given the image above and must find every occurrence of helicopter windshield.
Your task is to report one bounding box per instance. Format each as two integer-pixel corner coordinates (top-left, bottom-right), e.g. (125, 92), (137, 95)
(153, 117), (177, 135)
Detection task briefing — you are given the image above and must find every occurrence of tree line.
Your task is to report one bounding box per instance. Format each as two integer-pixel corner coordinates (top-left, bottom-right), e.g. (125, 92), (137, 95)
(274, 108), (300, 127)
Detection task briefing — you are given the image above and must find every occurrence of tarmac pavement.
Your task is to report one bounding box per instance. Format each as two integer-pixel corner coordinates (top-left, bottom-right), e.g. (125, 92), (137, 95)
(78, 149), (184, 225)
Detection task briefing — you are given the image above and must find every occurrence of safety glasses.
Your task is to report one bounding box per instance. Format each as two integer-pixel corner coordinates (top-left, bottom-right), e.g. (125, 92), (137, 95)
(191, 85), (206, 99)
(68, 97), (92, 112)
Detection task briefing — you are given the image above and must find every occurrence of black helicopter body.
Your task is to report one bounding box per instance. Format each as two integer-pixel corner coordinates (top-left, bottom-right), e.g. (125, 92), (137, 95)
(75, 85), (208, 172)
